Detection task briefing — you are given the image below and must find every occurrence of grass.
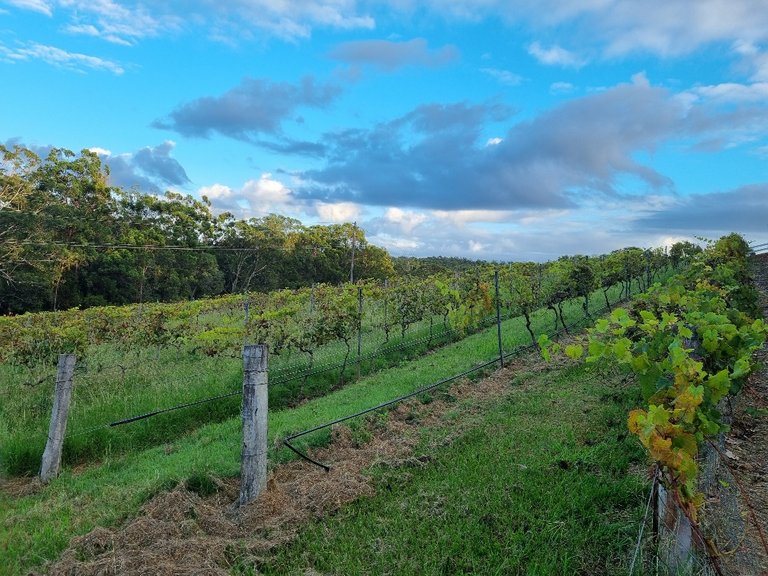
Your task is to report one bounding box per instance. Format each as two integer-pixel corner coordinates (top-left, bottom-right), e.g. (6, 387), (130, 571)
(0, 276), (638, 476)
(251, 362), (648, 575)
(0, 273), (672, 574)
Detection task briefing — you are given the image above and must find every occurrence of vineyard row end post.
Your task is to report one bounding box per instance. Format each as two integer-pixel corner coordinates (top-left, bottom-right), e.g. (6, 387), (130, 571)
(239, 344), (268, 506)
(40, 353), (77, 483)
(495, 270), (504, 368)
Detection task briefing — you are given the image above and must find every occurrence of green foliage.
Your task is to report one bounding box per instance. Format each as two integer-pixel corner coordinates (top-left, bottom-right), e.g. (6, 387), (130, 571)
(565, 233), (765, 518)
(0, 146), (395, 314)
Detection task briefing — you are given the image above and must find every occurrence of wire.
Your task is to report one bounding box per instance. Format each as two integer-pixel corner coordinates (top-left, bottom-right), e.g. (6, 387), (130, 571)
(628, 471), (659, 575)
(283, 356), (503, 471)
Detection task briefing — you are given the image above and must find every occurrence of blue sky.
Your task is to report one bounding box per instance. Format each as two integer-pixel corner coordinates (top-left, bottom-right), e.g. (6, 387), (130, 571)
(1, 0), (767, 260)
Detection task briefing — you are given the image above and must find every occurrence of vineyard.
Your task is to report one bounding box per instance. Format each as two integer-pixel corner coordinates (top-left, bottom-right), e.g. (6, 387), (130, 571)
(1, 235), (765, 575)
(0, 243), (681, 478)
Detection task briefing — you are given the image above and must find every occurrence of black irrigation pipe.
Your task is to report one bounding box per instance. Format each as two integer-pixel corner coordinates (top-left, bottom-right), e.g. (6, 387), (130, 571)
(84, 282), (628, 435)
(108, 389), (242, 427)
(282, 356), (503, 471)
(101, 320), (488, 432)
(281, 298), (621, 472)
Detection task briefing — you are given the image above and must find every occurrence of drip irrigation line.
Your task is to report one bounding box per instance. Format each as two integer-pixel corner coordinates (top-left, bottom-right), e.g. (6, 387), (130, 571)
(44, 282), (624, 438)
(65, 423), (111, 440)
(108, 389), (242, 427)
(283, 356), (503, 471)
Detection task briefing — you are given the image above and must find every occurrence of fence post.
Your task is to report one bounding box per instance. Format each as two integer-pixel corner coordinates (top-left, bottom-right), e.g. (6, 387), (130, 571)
(356, 286), (363, 379)
(243, 296), (250, 346)
(495, 270), (504, 368)
(40, 353), (76, 483)
(239, 344), (268, 506)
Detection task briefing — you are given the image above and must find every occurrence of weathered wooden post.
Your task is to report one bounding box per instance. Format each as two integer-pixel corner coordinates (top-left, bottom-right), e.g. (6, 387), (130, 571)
(495, 270), (504, 368)
(356, 286), (363, 379)
(40, 353), (76, 483)
(239, 344), (268, 506)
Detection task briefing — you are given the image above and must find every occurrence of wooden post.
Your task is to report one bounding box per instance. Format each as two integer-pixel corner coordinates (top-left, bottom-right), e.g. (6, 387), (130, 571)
(239, 344), (268, 506)
(40, 353), (76, 483)
(495, 270), (504, 367)
(349, 221), (357, 283)
(356, 286), (363, 379)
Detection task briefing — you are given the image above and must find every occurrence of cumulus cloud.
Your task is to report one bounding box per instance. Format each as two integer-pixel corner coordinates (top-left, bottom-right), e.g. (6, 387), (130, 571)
(153, 76), (342, 141)
(100, 141), (190, 193)
(0, 41), (124, 74)
(201, 174), (308, 218)
(329, 38), (459, 71)
(296, 79), (687, 211)
(315, 201), (361, 222)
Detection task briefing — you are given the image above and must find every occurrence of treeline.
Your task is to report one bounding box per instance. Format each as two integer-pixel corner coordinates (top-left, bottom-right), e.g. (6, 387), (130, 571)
(0, 145), (394, 314)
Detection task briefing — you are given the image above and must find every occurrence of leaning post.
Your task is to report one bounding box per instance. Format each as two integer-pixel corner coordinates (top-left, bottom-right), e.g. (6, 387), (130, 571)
(40, 353), (77, 483)
(239, 344), (268, 506)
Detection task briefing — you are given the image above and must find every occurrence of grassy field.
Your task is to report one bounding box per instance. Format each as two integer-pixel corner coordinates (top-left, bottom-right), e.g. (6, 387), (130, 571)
(0, 271), (671, 575)
(0, 278), (635, 477)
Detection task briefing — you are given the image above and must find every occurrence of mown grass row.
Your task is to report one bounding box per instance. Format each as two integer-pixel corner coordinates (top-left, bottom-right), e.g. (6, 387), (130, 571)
(254, 362), (647, 575)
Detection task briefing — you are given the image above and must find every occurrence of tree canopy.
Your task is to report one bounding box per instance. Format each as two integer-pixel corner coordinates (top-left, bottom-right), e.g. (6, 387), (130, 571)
(0, 145), (394, 314)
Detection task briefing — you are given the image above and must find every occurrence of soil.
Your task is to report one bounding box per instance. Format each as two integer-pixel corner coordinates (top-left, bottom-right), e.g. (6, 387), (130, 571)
(39, 356), (543, 576)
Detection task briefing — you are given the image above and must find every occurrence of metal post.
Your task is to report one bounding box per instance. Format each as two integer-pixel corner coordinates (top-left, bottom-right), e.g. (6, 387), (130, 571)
(40, 354), (76, 483)
(239, 344), (268, 506)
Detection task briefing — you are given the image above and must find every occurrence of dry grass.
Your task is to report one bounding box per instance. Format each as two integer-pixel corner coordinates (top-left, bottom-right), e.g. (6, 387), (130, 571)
(43, 359), (533, 576)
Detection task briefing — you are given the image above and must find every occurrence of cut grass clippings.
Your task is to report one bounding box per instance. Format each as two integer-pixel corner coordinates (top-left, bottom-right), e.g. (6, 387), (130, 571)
(253, 362), (648, 576)
(43, 356), (649, 575)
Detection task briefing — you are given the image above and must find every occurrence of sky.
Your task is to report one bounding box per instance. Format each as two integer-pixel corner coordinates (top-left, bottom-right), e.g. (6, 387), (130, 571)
(1, 0), (767, 261)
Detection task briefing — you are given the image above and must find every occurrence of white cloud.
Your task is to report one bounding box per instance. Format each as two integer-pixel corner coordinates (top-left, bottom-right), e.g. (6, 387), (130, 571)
(432, 210), (513, 226)
(486, 137), (503, 146)
(527, 42), (585, 68)
(315, 201), (361, 222)
(690, 82), (768, 103)
(0, 41), (124, 74)
(480, 67), (523, 85)
(550, 81), (574, 94)
(468, 240), (485, 253)
(3, 0), (51, 15)
(199, 183), (234, 200)
(242, 173), (292, 204)
(87, 146), (111, 156)
(384, 207), (427, 233)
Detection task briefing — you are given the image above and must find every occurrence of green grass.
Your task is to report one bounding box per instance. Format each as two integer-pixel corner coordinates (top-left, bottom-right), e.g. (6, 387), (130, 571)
(253, 363), (648, 576)
(0, 266), (673, 575)
(0, 275), (639, 477)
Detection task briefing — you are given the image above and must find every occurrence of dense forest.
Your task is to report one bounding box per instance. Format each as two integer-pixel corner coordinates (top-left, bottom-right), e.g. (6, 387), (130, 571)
(0, 145), (398, 314)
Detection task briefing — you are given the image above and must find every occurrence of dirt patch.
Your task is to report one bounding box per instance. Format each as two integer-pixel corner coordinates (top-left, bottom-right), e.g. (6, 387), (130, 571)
(41, 356), (538, 576)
